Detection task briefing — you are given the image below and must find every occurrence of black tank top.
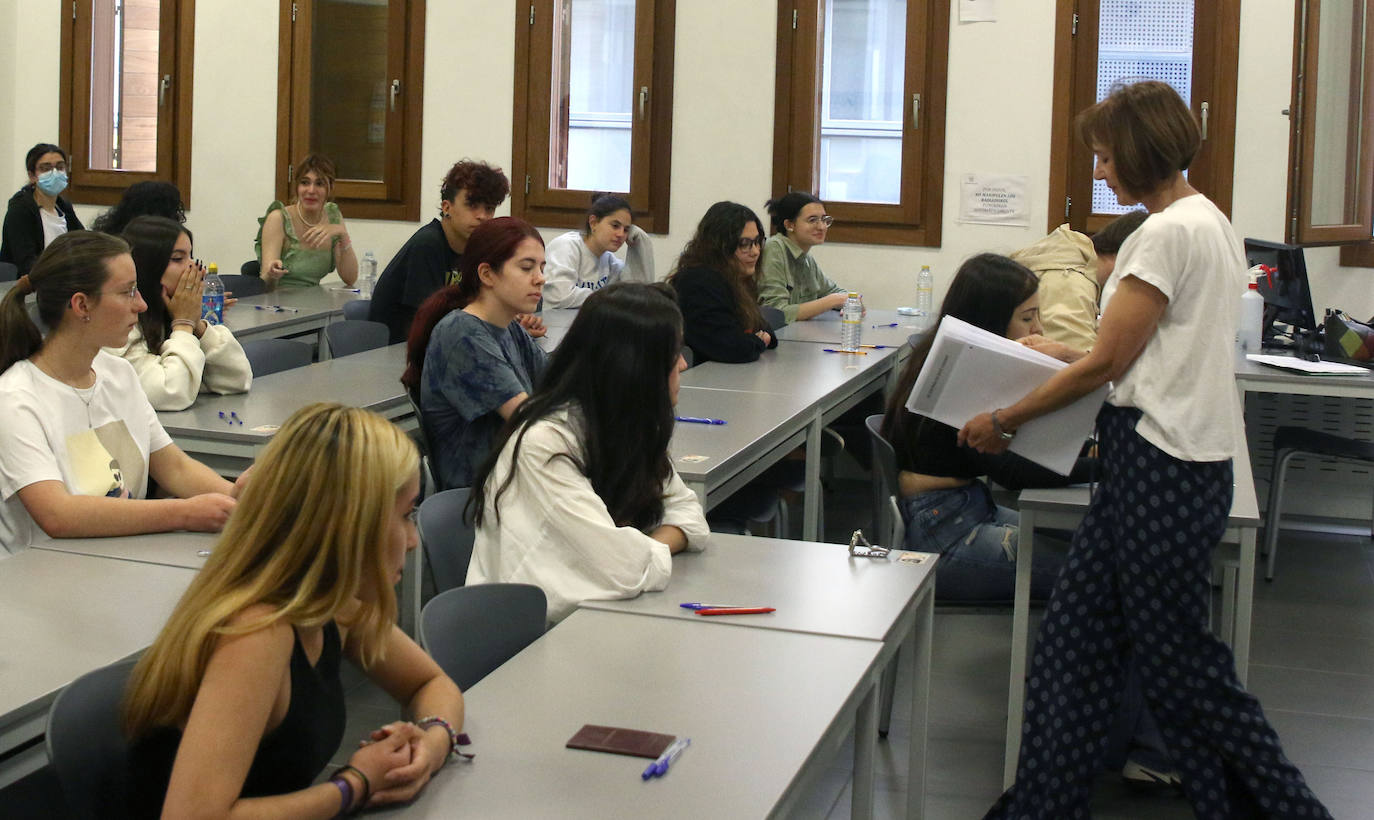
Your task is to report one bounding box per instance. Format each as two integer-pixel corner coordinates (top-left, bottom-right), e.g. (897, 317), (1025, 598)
(127, 621), (347, 818)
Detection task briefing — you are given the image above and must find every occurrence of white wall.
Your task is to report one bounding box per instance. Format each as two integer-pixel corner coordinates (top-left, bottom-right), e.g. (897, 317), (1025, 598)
(7, 0), (1373, 318)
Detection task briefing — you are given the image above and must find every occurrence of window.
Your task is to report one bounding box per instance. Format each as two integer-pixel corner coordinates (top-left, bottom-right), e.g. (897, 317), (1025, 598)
(1046, 0), (1240, 234)
(773, 0), (949, 246)
(512, 0), (675, 233)
(59, 0), (195, 206)
(275, 0), (425, 221)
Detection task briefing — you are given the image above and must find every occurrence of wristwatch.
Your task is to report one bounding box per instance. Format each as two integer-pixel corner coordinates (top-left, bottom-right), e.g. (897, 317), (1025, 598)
(990, 410), (1015, 441)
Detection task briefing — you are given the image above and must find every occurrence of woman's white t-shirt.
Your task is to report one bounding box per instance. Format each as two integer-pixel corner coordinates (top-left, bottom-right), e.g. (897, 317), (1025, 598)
(1101, 194), (1246, 462)
(0, 352), (173, 554)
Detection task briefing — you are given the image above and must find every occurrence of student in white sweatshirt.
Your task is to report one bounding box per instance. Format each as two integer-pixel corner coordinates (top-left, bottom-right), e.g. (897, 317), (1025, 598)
(467, 282), (708, 623)
(540, 193), (655, 308)
(108, 216), (251, 411)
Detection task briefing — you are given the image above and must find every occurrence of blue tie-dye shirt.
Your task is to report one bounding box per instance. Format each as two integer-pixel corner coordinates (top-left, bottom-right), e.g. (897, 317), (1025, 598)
(421, 310), (547, 489)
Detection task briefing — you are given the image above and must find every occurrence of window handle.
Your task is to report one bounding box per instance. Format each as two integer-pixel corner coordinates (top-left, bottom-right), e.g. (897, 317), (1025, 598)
(639, 86), (649, 120)
(911, 93), (921, 129)
(390, 79), (401, 112)
(159, 74), (172, 107)
(1200, 101), (1209, 140)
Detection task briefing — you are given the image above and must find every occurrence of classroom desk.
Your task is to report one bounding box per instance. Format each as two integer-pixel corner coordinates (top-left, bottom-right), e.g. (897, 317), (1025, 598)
(1234, 354), (1374, 399)
(0, 550), (196, 788)
(399, 609), (885, 820)
(225, 285), (363, 353)
(1001, 440), (1261, 787)
(33, 531), (215, 570)
(157, 343), (411, 475)
(580, 532), (938, 819)
(773, 308), (925, 349)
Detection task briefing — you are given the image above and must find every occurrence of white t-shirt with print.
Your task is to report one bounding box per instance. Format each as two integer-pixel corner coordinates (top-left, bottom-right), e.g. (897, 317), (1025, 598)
(1101, 194), (1246, 462)
(0, 351), (173, 554)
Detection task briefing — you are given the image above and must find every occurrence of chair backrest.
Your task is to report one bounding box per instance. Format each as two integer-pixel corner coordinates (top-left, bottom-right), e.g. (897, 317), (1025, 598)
(46, 657), (137, 820)
(760, 304), (786, 330)
(218, 273), (267, 298)
(342, 299), (372, 321)
(419, 583), (547, 691)
(0, 260), (18, 282)
(240, 338), (314, 377)
(865, 414), (904, 547)
(325, 319), (388, 358)
(418, 487), (476, 593)
(682, 345), (695, 369)
(240, 259), (261, 277)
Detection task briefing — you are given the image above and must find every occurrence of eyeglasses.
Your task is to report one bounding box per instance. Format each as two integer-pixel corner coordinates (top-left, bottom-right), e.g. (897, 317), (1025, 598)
(803, 215), (835, 228)
(405, 507), (420, 524)
(104, 282), (141, 300)
(736, 236), (764, 251)
(36, 161), (68, 173)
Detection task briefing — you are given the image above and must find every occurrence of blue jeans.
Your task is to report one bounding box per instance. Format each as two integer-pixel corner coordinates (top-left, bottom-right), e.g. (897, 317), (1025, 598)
(899, 482), (1065, 603)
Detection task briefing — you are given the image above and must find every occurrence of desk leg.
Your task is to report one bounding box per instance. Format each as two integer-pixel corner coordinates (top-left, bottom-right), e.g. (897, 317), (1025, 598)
(399, 544), (421, 637)
(317, 326), (332, 360)
(1234, 527), (1256, 687)
(852, 680), (878, 820)
(1004, 509), (1035, 789)
(804, 413), (822, 541)
(905, 584), (934, 820)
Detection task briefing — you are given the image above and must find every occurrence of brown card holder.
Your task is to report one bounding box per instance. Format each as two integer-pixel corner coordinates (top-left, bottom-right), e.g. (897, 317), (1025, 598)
(565, 724), (675, 759)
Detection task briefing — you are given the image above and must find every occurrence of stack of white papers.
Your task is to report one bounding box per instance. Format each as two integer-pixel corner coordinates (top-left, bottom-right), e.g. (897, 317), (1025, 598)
(1246, 353), (1370, 376)
(906, 316), (1108, 475)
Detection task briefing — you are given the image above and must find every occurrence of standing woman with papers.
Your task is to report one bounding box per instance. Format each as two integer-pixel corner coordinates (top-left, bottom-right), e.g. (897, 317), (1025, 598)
(973, 81), (1329, 819)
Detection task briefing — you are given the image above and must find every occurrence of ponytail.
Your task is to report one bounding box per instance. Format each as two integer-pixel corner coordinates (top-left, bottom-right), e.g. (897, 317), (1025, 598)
(402, 285), (469, 395)
(0, 276), (42, 374)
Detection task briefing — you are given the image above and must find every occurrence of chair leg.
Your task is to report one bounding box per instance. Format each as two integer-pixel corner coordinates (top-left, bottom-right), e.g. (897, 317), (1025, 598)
(1264, 450), (1296, 582)
(775, 496), (790, 540)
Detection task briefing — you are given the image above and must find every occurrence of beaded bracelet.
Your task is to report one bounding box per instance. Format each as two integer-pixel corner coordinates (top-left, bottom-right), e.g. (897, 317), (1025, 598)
(329, 764), (370, 814)
(417, 715), (474, 760)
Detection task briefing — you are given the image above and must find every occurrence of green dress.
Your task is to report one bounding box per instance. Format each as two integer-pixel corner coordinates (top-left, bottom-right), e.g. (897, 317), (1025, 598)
(254, 200), (342, 288)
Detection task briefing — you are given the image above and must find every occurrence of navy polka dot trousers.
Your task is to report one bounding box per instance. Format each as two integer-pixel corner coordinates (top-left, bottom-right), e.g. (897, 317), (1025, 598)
(986, 405), (1330, 819)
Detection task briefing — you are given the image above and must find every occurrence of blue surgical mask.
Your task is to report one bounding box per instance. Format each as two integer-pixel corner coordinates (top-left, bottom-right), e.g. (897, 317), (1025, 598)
(36, 169), (68, 197)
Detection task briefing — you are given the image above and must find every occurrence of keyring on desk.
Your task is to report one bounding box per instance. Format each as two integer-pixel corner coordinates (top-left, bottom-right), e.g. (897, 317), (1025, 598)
(848, 529), (890, 559)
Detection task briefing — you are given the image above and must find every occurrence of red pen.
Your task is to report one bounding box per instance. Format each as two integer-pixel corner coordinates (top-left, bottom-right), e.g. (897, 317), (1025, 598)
(694, 607), (776, 616)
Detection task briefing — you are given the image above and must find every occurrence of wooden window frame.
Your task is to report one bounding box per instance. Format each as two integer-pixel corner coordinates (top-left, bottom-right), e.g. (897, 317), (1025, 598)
(59, 0), (196, 208)
(1046, 0), (1240, 235)
(772, 0), (949, 247)
(511, 0), (676, 234)
(274, 0), (426, 222)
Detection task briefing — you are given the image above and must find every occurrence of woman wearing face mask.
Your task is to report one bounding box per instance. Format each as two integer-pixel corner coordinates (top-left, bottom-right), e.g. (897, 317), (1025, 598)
(541, 193), (654, 309)
(1, 143), (85, 277)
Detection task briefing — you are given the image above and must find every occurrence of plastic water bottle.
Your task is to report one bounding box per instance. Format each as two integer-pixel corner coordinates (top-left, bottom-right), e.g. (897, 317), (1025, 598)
(840, 292), (863, 352)
(361, 250), (378, 297)
(1237, 278), (1264, 365)
(916, 265), (934, 318)
(202, 263), (224, 325)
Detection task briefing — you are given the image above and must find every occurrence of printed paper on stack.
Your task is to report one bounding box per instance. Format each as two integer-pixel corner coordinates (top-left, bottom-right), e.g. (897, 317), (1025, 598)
(906, 315), (1108, 474)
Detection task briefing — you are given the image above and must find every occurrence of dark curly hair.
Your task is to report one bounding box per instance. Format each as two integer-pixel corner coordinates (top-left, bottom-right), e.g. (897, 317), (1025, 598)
(440, 160), (511, 210)
(91, 181), (186, 235)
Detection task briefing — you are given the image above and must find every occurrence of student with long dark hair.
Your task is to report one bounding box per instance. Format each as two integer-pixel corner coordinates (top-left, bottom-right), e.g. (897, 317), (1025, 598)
(1, 143), (84, 276)
(756, 192), (848, 323)
(669, 201), (776, 364)
(881, 253), (1094, 603)
(467, 282), (708, 623)
(108, 216), (251, 411)
(90, 180), (187, 236)
(541, 193), (654, 308)
(0, 232), (239, 554)
(402, 217), (548, 489)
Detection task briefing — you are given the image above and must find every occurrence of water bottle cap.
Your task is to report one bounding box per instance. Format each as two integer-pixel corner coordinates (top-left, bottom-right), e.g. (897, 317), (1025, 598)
(847, 291), (859, 298)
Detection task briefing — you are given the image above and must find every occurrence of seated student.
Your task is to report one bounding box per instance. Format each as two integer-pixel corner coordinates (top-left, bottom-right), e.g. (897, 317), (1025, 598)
(467, 283), (709, 623)
(541, 193), (655, 308)
(255, 154), (358, 290)
(1009, 223), (1099, 354)
(90, 180), (186, 236)
(1091, 209), (1149, 286)
(1, 143), (84, 277)
(370, 159), (511, 343)
(402, 217), (548, 490)
(0, 232), (240, 554)
(106, 216), (251, 411)
(123, 403), (465, 818)
(879, 253), (1095, 602)
(669, 201), (776, 363)
(757, 192), (849, 323)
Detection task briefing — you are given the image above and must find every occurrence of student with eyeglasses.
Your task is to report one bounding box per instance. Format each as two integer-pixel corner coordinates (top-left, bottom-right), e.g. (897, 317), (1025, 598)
(2, 143), (85, 277)
(0, 232), (242, 556)
(757, 192), (849, 323)
(668, 201), (777, 364)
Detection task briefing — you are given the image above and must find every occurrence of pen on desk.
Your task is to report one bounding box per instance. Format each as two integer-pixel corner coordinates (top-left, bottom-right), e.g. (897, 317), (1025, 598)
(675, 416), (726, 425)
(822, 348), (868, 355)
(642, 737), (691, 779)
(859, 344), (892, 349)
(230, 411), (242, 425)
(252, 305), (301, 313)
(680, 602), (755, 610)
(694, 607), (776, 616)
(218, 411), (232, 424)
(872, 322), (899, 328)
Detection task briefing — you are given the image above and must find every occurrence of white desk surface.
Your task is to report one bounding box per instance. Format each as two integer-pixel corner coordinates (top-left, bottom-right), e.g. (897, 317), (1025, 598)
(400, 609), (883, 820)
(669, 386), (814, 486)
(1235, 353), (1374, 399)
(224, 286), (361, 339)
(580, 533), (936, 642)
(33, 531), (216, 570)
(684, 343), (896, 405)
(773, 309), (923, 348)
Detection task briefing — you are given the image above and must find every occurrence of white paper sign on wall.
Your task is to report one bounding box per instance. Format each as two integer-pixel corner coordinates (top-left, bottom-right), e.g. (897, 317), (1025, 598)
(959, 173), (1029, 226)
(959, 0), (998, 23)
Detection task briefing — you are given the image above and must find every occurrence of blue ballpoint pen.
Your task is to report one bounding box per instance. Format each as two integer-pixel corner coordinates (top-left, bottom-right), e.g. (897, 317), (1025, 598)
(872, 322), (898, 328)
(675, 416), (726, 425)
(641, 738), (691, 779)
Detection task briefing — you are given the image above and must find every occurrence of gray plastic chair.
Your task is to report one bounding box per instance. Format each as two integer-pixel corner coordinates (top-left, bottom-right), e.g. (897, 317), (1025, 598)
(1263, 426), (1374, 580)
(418, 487), (476, 593)
(240, 338), (313, 377)
(342, 299), (372, 321)
(46, 657), (137, 820)
(325, 319), (388, 358)
(760, 304), (786, 330)
(419, 583), (547, 690)
(681, 345), (695, 369)
(865, 414), (905, 548)
(240, 259), (261, 277)
(218, 273), (267, 298)
(0, 261), (18, 282)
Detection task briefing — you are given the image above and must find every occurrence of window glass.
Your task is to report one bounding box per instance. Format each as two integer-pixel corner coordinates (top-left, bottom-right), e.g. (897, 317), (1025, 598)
(87, 0), (160, 172)
(552, 0), (635, 192)
(309, 0), (392, 181)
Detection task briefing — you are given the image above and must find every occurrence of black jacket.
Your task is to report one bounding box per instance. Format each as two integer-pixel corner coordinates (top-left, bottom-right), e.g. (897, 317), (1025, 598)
(672, 264), (778, 364)
(1, 185), (84, 276)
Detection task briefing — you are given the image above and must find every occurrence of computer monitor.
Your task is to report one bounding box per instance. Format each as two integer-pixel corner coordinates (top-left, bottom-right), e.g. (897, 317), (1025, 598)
(1243, 238), (1318, 349)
